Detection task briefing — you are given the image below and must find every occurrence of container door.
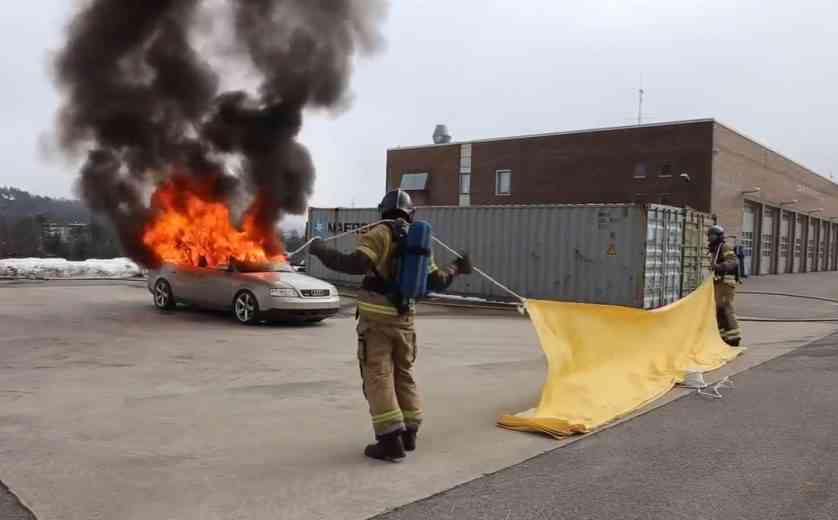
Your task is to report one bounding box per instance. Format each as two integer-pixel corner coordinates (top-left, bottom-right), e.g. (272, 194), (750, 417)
(680, 211), (711, 297)
(806, 218), (817, 272)
(820, 221), (829, 270)
(741, 205), (756, 276)
(663, 211), (684, 306)
(778, 212), (792, 273)
(759, 207), (776, 275)
(643, 206), (684, 309)
(793, 214), (804, 273)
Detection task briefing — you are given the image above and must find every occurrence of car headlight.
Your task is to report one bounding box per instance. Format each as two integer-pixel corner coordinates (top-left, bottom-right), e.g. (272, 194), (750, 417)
(270, 288), (298, 298)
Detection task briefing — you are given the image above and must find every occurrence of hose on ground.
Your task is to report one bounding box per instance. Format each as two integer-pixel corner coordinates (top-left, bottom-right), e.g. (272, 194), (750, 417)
(737, 290), (838, 322)
(738, 290), (838, 306)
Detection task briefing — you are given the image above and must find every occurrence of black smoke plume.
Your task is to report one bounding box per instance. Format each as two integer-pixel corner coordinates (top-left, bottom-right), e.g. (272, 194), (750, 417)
(53, 0), (386, 266)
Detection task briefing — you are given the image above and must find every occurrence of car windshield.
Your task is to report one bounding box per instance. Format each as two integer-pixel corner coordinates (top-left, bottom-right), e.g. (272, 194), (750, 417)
(225, 259), (293, 273)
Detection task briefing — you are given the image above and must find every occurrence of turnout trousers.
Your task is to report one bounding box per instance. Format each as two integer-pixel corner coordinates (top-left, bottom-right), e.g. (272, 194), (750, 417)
(356, 313), (423, 436)
(714, 281), (741, 345)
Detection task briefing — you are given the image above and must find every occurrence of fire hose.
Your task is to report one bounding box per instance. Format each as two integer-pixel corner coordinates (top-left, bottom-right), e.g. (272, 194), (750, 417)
(737, 290), (838, 323)
(288, 220), (526, 304)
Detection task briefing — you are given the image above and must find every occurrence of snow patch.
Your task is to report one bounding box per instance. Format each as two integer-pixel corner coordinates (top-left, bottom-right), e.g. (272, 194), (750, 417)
(0, 258), (143, 279)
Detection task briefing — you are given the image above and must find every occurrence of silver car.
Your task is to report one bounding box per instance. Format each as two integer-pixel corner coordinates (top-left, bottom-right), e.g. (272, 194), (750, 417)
(147, 260), (340, 324)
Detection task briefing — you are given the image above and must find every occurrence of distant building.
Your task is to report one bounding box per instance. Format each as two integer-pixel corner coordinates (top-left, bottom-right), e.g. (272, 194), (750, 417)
(41, 222), (90, 243)
(386, 119), (838, 276)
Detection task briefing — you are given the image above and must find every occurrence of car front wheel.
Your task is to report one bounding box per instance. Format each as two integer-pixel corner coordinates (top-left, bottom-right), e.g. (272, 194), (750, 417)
(153, 279), (176, 310)
(233, 290), (260, 325)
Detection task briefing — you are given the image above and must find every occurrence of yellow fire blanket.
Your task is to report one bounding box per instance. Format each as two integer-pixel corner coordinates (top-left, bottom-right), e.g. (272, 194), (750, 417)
(498, 278), (741, 437)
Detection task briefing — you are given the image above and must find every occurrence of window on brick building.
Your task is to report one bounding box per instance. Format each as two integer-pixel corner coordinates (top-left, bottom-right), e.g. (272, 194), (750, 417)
(495, 169), (512, 196)
(460, 144), (472, 174)
(659, 193), (673, 205)
(459, 174), (471, 195)
(399, 173), (428, 190)
(659, 163), (673, 178)
(633, 161), (647, 179)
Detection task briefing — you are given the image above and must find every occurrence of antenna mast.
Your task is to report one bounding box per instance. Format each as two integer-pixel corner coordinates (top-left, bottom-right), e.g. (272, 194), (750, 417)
(637, 88), (644, 125)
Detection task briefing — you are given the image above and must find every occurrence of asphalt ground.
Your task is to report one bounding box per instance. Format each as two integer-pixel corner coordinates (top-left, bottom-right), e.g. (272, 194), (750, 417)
(0, 480), (35, 520)
(375, 330), (838, 520)
(0, 280), (553, 520)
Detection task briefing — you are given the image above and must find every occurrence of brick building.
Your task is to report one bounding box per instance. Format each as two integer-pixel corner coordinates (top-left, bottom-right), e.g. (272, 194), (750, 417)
(386, 119), (838, 276)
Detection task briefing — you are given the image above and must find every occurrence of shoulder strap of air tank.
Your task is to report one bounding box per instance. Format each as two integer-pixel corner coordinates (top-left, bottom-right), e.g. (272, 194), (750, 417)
(361, 222), (403, 295)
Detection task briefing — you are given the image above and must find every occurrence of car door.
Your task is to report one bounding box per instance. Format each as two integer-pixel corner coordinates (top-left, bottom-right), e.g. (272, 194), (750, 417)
(195, 265), (238, 309)
(169, 265), (201, 304)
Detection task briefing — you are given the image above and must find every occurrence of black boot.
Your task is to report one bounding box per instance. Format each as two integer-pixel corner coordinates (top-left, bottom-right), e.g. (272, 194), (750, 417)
(402, 428), (418, 452)
(364, 431), (406, 462)
(726, 338), (741, 347)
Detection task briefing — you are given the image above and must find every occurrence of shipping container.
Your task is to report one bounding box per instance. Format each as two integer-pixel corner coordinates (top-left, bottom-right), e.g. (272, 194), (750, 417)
(680, 209), (714, 297)
(305, 204), (714, 308)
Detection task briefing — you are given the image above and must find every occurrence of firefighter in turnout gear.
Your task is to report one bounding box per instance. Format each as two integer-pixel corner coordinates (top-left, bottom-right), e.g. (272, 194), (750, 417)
(309, 190), (473, 462)
(708, 225), (742, 347)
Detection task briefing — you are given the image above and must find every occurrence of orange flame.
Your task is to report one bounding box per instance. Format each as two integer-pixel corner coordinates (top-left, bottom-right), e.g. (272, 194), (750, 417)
(142, 174), (286, 268)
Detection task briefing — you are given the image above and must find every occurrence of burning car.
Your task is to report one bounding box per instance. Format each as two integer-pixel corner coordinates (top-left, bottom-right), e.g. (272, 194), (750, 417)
(148, 259), (340, 325)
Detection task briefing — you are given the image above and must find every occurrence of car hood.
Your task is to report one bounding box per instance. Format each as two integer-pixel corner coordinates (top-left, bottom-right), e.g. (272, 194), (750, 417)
(241, 271), (336, 291)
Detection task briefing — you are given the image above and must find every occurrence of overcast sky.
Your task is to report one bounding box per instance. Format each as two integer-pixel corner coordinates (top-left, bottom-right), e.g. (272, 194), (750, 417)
(2, 0), (836, 213)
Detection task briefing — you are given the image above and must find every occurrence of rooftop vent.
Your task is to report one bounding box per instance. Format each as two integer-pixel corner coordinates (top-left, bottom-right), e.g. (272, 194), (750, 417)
(432, 124), (452, 144)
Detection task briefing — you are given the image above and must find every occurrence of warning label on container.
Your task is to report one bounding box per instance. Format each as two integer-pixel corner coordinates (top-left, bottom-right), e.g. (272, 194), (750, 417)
(607, 244), (617, 256)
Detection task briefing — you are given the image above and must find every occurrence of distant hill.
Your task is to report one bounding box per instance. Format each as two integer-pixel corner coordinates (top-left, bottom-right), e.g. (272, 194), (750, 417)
(0, 187), (115, 259)
(0, 186), (91, 223)
(0, 187), (307, 260)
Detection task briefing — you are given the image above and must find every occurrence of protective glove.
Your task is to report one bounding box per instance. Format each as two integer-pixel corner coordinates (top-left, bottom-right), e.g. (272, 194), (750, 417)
(454, 253), (473, 275)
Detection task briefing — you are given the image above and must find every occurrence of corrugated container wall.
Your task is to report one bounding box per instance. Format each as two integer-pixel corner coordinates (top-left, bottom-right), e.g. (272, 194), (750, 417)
(305, 205), (714, 308)
(681, 210), (715, 294)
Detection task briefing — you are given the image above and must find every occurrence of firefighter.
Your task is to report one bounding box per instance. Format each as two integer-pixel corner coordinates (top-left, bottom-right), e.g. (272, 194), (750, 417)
(309, 190), (473, 462)
(708, 224), (741, 346)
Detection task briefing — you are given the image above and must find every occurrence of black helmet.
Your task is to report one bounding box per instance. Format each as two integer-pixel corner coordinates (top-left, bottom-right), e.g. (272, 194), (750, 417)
(707, 224), (725, 242)
(379, 189), (415, 221)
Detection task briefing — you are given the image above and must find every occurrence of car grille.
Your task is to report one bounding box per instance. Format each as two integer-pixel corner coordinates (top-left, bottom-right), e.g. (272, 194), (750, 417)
(301, 289), (331, 298)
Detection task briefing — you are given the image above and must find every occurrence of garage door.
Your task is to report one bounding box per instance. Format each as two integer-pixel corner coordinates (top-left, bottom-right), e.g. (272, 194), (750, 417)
(741, 205), (756, 276)
(832, 225), (838, 270)
(820, 221), (829, 271)
(806, 218), (817, 272)
(793, 214), (804, 273)
(778, 212), (792, 274)
(759, 207), (776, 275)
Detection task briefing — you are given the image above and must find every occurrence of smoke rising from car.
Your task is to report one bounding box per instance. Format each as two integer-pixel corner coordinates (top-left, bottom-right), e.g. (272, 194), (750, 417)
(53, 0), (387, 266)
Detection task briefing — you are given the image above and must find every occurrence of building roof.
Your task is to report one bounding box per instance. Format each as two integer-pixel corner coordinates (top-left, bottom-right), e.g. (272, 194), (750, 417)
(388, 118), (833, 186)
(387, 118), (716, 151)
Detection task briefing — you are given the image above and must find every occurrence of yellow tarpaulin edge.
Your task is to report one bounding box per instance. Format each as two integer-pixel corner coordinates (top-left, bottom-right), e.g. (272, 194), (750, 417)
(498, 278), (743, 438)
